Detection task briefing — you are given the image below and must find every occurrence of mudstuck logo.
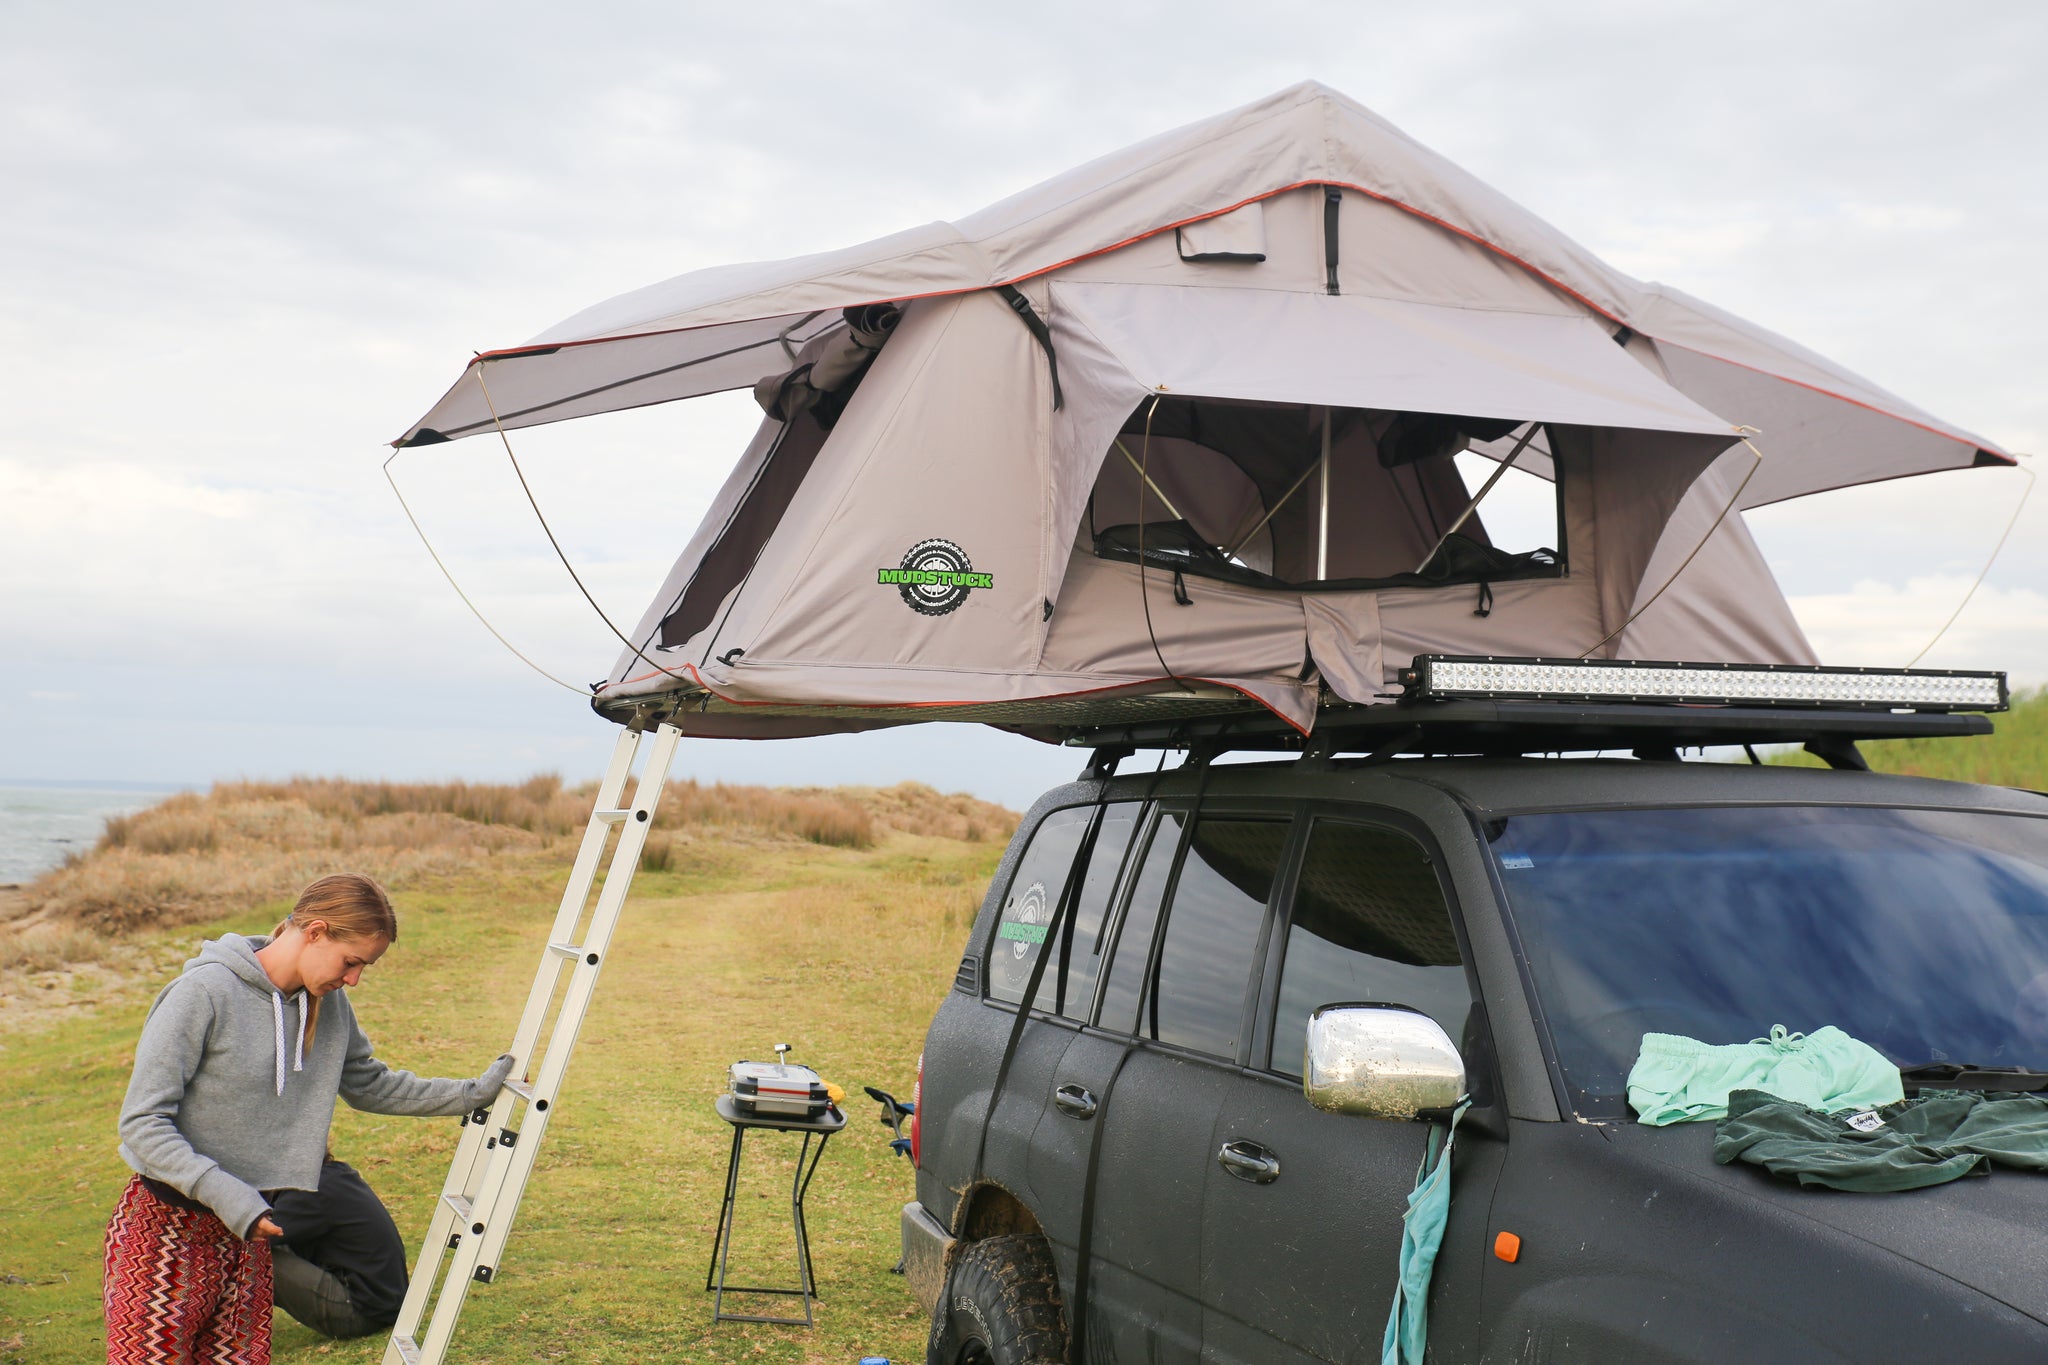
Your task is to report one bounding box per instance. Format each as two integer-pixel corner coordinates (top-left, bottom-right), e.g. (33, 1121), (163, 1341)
(879, 538), (993, 616)
(998, 881), (1051, 961)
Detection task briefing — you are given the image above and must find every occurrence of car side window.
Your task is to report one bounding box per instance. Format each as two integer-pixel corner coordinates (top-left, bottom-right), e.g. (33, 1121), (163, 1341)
(1270, 819), (1470, 1079)
(987, 802), (1146, 1019)
(1143, 818), (1291, 1058)
(1096, 809), (1186, 1035)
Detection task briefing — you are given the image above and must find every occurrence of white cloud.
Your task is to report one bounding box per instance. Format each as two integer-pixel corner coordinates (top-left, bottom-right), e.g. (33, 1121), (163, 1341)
(1790, 578), (2048, 684)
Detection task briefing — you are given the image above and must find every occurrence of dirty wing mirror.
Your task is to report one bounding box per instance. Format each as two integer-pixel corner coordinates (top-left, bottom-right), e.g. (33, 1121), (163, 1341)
(1303, 1003), (1465, 1121)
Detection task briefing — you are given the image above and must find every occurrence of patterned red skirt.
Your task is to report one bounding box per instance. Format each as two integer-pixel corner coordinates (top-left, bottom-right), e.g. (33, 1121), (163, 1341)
(103, 1176), (272, 1364)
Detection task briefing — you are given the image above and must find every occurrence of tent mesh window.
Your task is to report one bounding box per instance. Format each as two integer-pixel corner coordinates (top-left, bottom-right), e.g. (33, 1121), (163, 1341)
(1087, 396), (1562, 594)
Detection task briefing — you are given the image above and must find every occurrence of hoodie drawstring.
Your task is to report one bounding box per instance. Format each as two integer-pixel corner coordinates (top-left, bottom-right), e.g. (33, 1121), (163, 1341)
(271, 992), (308, 1096)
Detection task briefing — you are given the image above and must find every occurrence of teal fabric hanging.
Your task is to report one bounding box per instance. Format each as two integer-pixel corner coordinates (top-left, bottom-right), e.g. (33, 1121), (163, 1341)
(1628, 1025), (1902, 1126)
(1382, 1100), (1469, 1365)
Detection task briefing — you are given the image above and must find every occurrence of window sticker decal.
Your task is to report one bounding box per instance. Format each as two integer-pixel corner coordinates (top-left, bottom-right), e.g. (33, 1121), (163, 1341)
(1002, 881), (1050, 960)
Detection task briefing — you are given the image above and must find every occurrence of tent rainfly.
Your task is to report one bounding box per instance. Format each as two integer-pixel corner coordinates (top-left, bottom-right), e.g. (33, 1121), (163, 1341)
(397, 82), (2012, 740)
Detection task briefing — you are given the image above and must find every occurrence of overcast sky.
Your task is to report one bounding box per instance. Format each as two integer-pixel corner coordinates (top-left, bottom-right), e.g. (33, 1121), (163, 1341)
(2, 2), (2042, 807)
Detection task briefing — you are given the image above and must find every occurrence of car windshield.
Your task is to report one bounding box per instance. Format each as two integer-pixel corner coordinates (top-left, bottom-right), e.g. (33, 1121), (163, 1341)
(1488, 804), (2048, 1117)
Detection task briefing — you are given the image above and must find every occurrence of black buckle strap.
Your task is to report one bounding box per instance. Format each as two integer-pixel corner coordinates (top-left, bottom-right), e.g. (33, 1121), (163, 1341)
(996, 285), (1065, 410)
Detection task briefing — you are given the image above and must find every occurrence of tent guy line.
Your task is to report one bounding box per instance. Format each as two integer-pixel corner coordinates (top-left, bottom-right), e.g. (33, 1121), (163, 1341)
(472, 359), (696, 691)
(379, 447), (584, 694)
(1903, 461), (2036, 669)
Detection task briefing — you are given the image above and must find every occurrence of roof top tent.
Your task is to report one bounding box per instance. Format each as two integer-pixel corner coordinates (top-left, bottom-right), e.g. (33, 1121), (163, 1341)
(396, 81), (2012, 741)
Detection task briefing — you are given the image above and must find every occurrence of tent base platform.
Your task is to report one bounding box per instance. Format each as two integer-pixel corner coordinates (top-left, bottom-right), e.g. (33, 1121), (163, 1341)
(593, 684), (1273, 736)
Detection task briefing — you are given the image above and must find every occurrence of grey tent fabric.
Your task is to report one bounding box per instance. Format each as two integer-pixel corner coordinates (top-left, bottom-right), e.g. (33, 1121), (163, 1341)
(393, 83), (2003, 738)
(396, 82), (2009, 490)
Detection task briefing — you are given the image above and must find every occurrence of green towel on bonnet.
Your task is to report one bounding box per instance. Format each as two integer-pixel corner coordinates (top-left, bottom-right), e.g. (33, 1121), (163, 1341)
(1628, 1025), (1902, 1126)
(1716, 1088), (2048, 1192)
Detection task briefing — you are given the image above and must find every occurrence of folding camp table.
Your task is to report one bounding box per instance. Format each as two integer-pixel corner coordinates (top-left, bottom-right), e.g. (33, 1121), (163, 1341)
(706, 1093), (846, 1327)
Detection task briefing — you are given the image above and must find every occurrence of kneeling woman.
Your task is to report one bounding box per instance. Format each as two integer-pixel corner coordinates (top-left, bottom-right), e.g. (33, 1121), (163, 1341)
(105, 873), (513, 1363)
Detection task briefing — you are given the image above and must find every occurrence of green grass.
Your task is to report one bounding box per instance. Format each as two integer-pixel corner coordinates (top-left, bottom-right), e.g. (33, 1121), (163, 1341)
(0, 829), (1000, 1363)
(1768, 686), (2048, 786)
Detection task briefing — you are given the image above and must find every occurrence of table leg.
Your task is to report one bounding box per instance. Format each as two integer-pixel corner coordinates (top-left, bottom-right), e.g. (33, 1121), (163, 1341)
(708, 1122), (746, 1318)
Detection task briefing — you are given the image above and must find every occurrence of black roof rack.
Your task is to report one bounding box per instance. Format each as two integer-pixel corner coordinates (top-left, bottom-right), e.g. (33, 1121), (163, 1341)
(1062, 698), (1995, 759)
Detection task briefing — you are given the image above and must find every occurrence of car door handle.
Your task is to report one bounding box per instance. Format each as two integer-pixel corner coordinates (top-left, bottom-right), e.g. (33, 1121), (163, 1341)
(1217, 1140), (1280, 1184)
(1053, 1084), (1098, 1120)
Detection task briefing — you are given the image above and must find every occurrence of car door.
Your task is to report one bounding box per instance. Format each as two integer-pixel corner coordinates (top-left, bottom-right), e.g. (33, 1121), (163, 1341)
(1067, 806), (1294, 1364)
(1201, 812), (1494, 1364)
(1013, 800), (1148, 1244)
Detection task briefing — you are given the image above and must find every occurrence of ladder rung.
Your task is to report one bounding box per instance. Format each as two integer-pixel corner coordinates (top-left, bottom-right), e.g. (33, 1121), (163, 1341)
(547, 941), (586, 958)
(593, 807), (636, 824)
(391, 1334), (420, 1365)
(442, 1193), (472, 1221)
(503, 1078), (538, 1103)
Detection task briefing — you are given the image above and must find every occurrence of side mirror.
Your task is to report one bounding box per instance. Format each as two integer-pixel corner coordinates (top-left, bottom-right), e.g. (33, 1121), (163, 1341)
(1303, 1003), (1465, 1121)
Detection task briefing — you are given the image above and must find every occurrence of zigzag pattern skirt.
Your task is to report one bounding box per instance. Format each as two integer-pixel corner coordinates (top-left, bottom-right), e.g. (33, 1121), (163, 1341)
(104, 1177), (272, 1364)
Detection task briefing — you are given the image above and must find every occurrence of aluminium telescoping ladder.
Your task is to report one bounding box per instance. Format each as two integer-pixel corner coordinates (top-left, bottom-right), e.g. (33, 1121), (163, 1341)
(382, 722), (682, 1365)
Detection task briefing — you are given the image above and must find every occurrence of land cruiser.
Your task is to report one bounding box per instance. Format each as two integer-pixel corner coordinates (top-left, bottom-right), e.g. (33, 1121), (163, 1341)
(899, 674), (2048, 1363)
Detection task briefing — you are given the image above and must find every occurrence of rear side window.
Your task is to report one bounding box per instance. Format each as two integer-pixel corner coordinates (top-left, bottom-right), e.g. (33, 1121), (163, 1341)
(1270, 820), (1468, 1078)
(1143, 818), (1292, 1059)
(987, 802), (1145, 1019)
(1096, 811), (1184, 1035)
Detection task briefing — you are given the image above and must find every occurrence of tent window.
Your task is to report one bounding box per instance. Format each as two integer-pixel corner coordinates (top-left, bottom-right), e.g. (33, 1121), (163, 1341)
(1087, 396), (1563, 594)
(655, 410), (829, 651)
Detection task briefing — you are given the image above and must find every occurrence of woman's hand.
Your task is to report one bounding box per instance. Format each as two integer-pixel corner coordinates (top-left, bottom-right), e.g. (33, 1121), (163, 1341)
(476, 1053), (517, 1099)
(251, 1215), (284, 1240)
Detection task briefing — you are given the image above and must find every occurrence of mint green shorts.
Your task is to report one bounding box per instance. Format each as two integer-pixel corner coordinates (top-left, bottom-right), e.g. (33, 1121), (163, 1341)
(1628, 1025), (1902, 1126)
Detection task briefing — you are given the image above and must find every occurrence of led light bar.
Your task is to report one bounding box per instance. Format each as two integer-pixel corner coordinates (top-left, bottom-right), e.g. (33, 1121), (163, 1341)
(1402, 656), (2008, 712)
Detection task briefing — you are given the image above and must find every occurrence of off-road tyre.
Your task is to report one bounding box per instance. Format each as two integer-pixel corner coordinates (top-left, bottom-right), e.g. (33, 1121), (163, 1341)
(928, 1233), (1067, 1365)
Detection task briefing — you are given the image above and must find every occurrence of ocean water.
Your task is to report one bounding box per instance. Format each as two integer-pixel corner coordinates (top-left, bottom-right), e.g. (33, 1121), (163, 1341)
(0, 784), (189, 885)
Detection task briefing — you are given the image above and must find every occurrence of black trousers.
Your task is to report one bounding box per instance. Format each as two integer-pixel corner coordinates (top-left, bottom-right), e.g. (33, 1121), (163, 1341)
(268, 1158), (408, 1339)
(272, 1243), (386, 1339)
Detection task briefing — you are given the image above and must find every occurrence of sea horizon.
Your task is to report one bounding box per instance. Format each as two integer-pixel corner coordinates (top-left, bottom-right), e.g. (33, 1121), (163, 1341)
(0, 781), (194, 886)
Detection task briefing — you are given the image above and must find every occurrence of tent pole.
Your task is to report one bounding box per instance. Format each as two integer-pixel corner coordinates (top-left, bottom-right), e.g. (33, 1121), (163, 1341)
(1114, 438), (1188, 524)
(1411, 422), (1540, 574)
(1317, 407), (1332, 580)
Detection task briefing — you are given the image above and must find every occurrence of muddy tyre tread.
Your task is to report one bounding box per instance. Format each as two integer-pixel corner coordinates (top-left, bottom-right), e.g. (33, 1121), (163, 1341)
(932, 1232), (1067, 1364)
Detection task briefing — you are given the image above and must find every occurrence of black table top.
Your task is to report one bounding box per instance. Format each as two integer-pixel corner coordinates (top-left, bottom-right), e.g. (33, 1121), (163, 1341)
(715, 1093), (848, 1134)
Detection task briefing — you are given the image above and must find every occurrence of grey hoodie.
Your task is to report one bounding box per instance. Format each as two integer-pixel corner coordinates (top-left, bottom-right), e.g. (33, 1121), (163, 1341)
(118, 933), (508, 1238)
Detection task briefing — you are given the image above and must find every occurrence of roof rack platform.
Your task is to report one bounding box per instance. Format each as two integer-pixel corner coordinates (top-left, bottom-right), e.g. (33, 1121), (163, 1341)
(1063, 699), (1996, 758)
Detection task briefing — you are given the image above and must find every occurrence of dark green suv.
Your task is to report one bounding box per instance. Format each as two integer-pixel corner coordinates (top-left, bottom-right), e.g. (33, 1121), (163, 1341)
(900, 704), (2048, 1363)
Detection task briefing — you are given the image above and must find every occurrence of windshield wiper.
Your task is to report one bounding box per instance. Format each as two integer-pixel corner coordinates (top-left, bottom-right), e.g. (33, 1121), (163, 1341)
(1898, 1062), (2048, 1093)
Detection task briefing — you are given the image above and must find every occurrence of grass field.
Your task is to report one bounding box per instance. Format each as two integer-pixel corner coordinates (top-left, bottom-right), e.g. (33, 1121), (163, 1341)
(1770, 685), (2048, 784)
(0, 779), (1013, 1363)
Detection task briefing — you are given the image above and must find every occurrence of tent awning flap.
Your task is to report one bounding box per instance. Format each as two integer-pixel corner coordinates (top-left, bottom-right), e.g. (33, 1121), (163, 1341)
(1051, 281), (1739, 437)
(397, 311), (845, 447)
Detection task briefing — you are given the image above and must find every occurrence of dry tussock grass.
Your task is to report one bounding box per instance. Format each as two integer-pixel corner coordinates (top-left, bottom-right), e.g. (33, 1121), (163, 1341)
(829, 781), (1018, 843)
(2, 774), (1012, 976)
